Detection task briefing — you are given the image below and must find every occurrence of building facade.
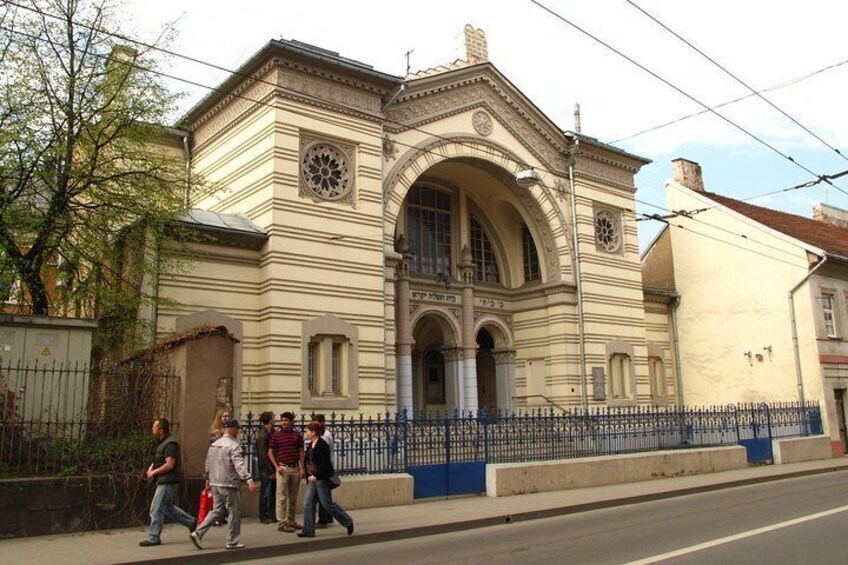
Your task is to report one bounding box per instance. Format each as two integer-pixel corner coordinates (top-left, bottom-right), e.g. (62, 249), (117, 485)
(155, 28), (679, 417)
(643, 158), (848, 455)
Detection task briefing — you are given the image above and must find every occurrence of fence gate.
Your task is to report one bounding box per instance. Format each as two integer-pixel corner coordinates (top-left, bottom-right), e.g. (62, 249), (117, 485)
(737, 403), (773, 463)
(405, 416), (487, 498)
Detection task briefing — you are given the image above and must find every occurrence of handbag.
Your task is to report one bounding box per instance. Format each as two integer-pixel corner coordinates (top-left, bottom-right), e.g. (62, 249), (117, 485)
(197, 488), (213, 524)
(328, 473), (342, 490)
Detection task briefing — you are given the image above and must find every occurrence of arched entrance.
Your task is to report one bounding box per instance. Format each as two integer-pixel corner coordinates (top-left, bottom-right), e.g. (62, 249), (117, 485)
(411, 311), (461, 412)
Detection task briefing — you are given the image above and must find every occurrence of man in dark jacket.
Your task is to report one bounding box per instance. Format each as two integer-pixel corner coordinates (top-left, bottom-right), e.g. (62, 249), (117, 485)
(140, 418), (196, 547)
(255, 411), (276, 524)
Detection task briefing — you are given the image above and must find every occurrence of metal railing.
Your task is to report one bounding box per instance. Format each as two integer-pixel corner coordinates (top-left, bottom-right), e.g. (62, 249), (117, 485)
(239, 401), (823, 476)
(0, 358), (180, 476)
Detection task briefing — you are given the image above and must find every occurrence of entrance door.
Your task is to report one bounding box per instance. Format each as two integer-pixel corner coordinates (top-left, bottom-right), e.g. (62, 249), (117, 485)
(476, 329), (497, 412)
(836, 389), (848, 454)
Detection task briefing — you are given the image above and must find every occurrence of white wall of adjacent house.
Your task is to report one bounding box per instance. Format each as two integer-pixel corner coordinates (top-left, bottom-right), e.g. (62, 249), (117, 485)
(665, 180), (819, 407)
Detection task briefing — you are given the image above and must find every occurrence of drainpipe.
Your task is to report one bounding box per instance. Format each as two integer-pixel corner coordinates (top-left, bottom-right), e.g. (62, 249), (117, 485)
(381, 81), (407, 413)
(181, 133), (192, 207)
(789, 254), (829, 406)
(670, 295), (684, 407)
(565, 133), (588, 411)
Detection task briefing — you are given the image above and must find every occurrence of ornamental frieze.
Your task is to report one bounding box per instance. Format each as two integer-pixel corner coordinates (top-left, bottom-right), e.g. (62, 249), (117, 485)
(279, 69), (381, 115)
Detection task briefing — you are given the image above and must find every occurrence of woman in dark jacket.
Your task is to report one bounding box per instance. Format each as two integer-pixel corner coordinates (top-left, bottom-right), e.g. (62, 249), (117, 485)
(297, 422), (354, 538)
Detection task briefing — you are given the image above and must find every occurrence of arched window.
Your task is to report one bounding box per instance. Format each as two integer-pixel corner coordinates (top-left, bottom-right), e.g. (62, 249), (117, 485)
(522, 225), (540, 282)
(407, 186), (452, 276)
(470, 215), (500, 284)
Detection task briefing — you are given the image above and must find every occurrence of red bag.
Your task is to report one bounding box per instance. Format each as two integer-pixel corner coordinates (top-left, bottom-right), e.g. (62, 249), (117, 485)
(197, 488), (213, 525)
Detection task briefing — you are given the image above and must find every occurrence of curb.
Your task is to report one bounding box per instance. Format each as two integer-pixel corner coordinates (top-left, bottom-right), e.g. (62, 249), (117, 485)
(122, 464), (848, 565)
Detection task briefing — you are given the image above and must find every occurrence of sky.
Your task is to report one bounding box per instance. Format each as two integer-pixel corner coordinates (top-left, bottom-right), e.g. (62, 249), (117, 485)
(120, 0), (848, 249)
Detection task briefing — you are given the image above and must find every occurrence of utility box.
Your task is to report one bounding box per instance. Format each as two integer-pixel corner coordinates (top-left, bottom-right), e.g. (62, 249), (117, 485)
(0, 314), (97, 367)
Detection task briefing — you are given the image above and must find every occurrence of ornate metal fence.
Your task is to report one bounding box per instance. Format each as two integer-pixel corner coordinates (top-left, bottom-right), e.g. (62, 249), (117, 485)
(0, 358), (180, 476)
(239, 401), (823, 477)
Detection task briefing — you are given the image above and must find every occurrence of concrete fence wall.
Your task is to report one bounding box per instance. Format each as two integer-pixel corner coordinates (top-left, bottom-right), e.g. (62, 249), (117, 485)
(772, 436), (834, 464)
(486, 446), (748, 497)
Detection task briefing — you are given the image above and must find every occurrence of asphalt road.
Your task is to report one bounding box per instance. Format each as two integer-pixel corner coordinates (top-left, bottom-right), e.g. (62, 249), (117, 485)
(238, 472), (848, 565)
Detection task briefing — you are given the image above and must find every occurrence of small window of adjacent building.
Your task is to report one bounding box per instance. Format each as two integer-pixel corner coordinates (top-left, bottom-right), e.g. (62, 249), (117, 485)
(522, 225), (540, 283)
(823, 293), (837, 337)
(609, 353), (631, 400)
(648, 356), (666, 402)
(302, 315), (359, 409)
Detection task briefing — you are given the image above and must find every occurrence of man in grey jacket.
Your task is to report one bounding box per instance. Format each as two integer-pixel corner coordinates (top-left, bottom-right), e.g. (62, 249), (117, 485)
(191, 418), (256, 550)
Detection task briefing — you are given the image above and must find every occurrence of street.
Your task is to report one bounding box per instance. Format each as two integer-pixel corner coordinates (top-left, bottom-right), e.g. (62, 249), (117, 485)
(239, 472), (848, 565)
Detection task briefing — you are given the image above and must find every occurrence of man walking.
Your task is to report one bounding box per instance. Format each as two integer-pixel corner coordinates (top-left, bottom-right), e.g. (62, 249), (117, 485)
(191, 418), (256, 550)
(255, 411), (276, 524)
(140, 418), (196, 547)
(268, 411), (304, 532)
(312, 414), (335, 529)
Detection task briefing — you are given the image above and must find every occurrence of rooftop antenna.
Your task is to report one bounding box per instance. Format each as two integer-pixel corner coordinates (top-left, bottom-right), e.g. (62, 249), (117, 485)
(405, 49), (414, 76)
(573, 102), (582, 134)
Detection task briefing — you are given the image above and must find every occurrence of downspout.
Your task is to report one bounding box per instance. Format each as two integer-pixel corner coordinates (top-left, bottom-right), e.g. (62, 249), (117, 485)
(670, 295), (684, 407)
(565, 133), (588, 411)
(789, 254), (829, 406)
(181, 133), (192, 207)
(382, 81), (407, 412)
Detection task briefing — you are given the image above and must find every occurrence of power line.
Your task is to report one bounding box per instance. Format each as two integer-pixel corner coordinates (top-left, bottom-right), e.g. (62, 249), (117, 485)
(608, 55), (848, 144)
(528, 0), (848, 197)
(624, 0), (847, 162)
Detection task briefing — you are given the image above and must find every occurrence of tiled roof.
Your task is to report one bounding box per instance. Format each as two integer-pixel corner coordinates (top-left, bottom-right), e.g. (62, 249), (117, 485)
(702, 190), (848, 258)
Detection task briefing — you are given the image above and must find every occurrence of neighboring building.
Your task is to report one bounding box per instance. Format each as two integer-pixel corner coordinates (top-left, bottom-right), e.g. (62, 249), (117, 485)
(152, 27), (681, 417)
(643, 158), (848, 455)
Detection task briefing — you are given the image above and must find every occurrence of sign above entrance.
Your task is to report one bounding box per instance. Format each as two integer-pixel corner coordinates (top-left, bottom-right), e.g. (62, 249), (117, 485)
(410, 290), (459, 304)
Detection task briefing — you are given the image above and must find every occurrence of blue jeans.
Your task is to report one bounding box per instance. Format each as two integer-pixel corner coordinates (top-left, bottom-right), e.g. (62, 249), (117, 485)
(147, 482), (195, 543)
(258, 474), (276, 521)
(302, 480), (352, 536)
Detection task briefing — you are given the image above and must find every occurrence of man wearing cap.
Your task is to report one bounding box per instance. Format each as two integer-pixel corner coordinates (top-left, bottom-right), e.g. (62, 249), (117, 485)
(191, 418), (256, 551)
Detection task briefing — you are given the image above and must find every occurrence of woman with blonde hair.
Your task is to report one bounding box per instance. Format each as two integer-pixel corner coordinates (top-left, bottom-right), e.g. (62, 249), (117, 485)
(209, 408), (231, 444)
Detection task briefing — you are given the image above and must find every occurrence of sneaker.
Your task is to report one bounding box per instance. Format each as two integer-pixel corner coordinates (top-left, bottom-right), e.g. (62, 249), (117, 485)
(226, 542), (245, 550)
(281, 524), (296, 533)
(190, 531), (203, 550)
(316, 522), (328, 529)
(138, 540), (160, 547)
(346, 522), (354, 536)
(296, 532), (315, 538)
(290, 521), (303, 530)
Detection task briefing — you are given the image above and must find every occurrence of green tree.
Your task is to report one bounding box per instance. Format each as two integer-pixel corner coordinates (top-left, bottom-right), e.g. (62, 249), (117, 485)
(0, 0), (187, 318)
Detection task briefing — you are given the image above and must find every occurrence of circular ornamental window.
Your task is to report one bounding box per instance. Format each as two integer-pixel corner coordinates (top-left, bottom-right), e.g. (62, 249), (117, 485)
(301, 143), (352, 201)
(594, 209), (621, 253)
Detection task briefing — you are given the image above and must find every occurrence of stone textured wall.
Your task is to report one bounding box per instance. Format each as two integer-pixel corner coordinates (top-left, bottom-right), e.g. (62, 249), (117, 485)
(0, 475), (206, 539)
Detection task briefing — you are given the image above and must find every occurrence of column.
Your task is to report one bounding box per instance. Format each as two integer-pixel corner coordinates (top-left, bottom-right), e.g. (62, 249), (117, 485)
(459, 245), (478, 413)
(396, 238), (414, 416)
(494, 349), (517, 412)
(442, 347), (463, 411)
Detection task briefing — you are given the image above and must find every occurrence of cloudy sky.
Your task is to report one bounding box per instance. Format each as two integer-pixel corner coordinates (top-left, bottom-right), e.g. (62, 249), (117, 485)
(121, 0), (848, 247)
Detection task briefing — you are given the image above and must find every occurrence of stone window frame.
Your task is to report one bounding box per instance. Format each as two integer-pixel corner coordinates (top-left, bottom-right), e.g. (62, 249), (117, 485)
(301, 314), (359, 409)
(606, 338), (636, 406)
(298, 133), (356, 206)
(593, 205), (623, 255)
(647, 344), (669, 405)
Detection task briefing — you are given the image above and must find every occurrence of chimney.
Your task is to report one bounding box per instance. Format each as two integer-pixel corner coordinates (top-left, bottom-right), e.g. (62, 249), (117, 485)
(671, 158), (705, 192)
(813, 202), (848, 229)
(464, 24), (488, 64)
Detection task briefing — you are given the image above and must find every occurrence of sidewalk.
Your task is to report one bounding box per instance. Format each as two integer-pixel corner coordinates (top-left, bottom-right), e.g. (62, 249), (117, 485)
(5, 458), (847, 565)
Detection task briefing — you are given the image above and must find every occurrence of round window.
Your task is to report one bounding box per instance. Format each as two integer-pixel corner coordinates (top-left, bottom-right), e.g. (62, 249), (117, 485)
(301, 143), (352, 201)
(594, 209), (621, 253)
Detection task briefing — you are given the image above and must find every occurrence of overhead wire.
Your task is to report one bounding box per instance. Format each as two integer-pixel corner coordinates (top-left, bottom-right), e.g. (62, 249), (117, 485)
(608, 55), (848, 145)
(528, 0), (848, 198)
(624, 0), (847, 162)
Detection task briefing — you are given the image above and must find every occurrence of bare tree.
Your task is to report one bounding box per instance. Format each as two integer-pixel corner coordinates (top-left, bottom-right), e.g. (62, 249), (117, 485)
(0, 0), (187, 317)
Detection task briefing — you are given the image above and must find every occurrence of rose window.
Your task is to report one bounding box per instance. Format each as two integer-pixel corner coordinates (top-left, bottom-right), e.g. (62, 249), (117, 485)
(301, 143), (352, 200)
(594, 209), (621, 253)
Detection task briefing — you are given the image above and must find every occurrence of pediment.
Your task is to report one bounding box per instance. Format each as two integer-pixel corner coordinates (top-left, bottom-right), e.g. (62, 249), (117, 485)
(387, 64), (572, 173)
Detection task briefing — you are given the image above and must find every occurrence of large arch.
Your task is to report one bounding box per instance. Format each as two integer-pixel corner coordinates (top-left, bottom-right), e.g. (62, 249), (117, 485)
(384, 135), (569, 282)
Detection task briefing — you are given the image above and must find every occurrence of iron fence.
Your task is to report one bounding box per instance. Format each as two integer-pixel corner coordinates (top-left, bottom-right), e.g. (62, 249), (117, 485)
(0, 358), (180, 476)
(239, 401), (823, 476)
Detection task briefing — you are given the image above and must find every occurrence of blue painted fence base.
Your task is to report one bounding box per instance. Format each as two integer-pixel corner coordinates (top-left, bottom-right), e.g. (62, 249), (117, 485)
(407, 462), (486, 498)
